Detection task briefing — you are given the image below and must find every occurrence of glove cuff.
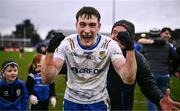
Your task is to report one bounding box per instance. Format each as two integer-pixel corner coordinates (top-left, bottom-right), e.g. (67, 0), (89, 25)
(125, 43), (134, 50)
(47, 47), (55, 53)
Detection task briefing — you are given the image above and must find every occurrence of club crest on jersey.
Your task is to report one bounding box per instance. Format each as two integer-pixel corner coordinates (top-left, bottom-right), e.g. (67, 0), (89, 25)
(16, 89), (21, 96)
(98, 51), (106, 60)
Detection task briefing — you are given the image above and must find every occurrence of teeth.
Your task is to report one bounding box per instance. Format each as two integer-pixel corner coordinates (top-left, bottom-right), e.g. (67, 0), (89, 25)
(84, 35), (91, 38)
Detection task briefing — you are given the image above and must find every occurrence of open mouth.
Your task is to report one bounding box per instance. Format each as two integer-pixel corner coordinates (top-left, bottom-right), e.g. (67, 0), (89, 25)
(82, 35), (92, 39)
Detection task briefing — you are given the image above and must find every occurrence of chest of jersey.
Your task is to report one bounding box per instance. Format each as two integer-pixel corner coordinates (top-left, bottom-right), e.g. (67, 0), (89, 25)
(0, 84), (23, 103)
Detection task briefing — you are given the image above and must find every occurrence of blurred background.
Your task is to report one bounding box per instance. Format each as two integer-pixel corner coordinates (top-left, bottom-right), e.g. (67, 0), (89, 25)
(0, 0), (180, 110)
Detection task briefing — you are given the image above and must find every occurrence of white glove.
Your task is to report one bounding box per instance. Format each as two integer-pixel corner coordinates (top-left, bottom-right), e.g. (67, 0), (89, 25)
(50, 97), (56, 108)
(30, 95), (39, 105)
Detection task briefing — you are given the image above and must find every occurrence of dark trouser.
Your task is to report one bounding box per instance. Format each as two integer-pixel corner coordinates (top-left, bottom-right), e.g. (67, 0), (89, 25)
(147, 73), (170, 111)
(109, 88), (134, 110)
(30, 100), (49, 111)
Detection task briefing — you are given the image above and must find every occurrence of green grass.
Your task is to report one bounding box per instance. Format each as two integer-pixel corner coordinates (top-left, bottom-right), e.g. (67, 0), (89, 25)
(0, 51), (180, 110)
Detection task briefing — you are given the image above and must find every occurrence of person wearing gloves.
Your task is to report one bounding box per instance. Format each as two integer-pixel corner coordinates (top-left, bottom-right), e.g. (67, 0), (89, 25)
(26, 54), (56, 110)
(107, 19), (180, 111)
(42, 6), (137, 111)
(0, 59), (28, 110)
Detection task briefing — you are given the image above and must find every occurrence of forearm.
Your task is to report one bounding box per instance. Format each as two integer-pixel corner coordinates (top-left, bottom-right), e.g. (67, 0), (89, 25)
(42, 53), (62, 84)
(138, 38), (154, 44)
(113, 50), (137, 84)
(120, 50), (137, 85)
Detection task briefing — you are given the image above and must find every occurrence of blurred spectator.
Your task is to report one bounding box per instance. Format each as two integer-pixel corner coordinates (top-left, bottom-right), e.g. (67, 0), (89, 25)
(139, 27), (179, 110)
(19, 47), (24, 59)
(26, 54), (56, 110)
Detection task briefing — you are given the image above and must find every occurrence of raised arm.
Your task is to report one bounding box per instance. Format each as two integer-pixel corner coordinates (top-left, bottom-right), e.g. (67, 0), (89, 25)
(112, 32), (137, 85)
(42, 53), (63, 84)
(41, 33), (65, 84)
(138, 37), (166, 45)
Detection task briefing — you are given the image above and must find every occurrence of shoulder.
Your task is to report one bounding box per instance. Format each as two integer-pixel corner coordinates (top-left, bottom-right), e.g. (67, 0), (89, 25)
(135, 50), (144, 58)
(59, 34), (78, 47)
(135, 50), (147, 63)
(100, 34), (113, 41)
(100, 34), (119, 46)
(64, 34), (78, 40)
(16, 79), (26, 86)
(29, 73), (35, 78)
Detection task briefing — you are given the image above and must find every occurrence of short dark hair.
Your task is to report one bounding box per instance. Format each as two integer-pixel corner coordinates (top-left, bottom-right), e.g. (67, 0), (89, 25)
(76, 6), (101, 22)
(161, 27), (172, 35)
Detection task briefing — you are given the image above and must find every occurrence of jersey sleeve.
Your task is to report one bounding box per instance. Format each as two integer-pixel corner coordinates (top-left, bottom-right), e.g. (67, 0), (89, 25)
(109, 40), (125, 62)
(54, 38), (67, 60)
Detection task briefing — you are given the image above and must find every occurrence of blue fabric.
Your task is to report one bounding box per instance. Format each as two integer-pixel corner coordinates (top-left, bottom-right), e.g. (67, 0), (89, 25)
(147, 73), (170, 111)
(0, 79), (28, 110)
(33, 73), (50, 101)
(63, 99), (109, 111)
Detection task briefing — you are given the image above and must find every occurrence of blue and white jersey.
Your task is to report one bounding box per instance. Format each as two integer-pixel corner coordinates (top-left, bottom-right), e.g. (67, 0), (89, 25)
(0, 79), (28, 110)
(54, 34), (124, 104)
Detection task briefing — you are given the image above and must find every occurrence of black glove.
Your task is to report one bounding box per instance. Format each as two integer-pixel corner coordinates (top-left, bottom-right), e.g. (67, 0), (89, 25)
(116, 31), (134, 50)
(47, 32), (65, 53)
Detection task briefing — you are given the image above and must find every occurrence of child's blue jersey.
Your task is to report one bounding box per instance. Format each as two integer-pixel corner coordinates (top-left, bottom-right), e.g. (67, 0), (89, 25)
(27, 72), (52, 101)
(0, 79), (28, 110)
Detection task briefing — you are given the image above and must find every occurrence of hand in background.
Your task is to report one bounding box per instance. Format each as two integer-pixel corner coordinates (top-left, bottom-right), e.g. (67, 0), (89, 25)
(160, 88), (180, 111)
(50, 97), (57, 108)
(29, 95), (39, 105)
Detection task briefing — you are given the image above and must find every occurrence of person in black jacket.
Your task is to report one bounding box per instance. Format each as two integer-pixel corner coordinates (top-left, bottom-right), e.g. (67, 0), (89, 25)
(107, 19), (180, 110)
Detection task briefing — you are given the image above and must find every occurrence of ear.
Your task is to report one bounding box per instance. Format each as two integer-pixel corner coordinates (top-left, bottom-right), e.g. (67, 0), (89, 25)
(97, 22), (101, 32)
(98, 22), (101, 29)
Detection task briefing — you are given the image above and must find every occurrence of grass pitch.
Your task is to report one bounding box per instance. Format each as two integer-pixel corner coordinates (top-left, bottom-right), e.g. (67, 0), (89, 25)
(0, 51), (179, 110)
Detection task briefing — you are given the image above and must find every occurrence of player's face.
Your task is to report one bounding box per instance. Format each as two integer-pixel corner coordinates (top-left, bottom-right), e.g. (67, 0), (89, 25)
(111, 26), (127, 48)
(3, 65), (18, 83)
(76, 15), (101, 47)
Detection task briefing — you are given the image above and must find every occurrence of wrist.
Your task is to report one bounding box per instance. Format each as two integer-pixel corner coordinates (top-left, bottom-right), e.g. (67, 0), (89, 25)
(47, 48), (55, 53)
(126, 45), (134, 51)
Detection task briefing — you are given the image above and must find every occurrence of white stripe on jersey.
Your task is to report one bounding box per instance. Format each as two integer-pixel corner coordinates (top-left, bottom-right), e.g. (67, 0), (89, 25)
(54, 34), (124, 104)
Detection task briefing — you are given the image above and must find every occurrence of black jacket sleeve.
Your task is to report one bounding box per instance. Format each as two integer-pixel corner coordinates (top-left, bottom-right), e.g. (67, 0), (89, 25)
(49, 82), (56, 97)
(26, 74), (35, 95)
(135, 51), (164, 106)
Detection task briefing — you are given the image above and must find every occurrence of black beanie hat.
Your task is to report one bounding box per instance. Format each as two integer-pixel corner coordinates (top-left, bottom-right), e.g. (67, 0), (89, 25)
(1, 59), (19, 71)
(111, 19), (135, 38)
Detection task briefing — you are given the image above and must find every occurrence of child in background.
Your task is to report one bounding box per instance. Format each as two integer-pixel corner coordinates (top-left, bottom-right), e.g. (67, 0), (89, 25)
(26, 54), (56, 110)
(0, 59), (28, 110)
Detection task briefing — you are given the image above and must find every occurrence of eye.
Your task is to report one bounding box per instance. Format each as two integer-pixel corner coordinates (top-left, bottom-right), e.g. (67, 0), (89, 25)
(112, 30), (118, 36)
(79, 22), (86, 27)
(89, 23), (96, 28)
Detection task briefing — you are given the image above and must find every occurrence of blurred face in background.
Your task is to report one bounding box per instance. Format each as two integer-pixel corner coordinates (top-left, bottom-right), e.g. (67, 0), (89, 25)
(111, 25), (127, 48)
(3, 65), (18, 83)
(160, 30), (172, 42)
(35, 54), (45, 73)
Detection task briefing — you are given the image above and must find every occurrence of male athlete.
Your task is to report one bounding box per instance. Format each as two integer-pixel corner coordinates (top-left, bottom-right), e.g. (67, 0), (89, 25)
(42, 6), (137, 111)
